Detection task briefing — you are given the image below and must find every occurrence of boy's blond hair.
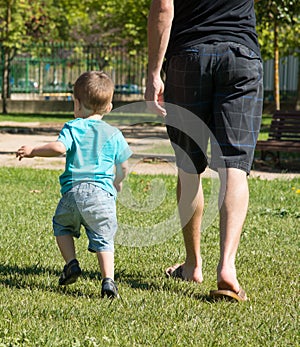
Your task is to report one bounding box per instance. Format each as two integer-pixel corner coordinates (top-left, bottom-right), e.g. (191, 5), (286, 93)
(73, 71), (114, 115)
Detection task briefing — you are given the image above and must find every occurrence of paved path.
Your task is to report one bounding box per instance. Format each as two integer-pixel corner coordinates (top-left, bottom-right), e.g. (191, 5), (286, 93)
(1, 121), (299, 180)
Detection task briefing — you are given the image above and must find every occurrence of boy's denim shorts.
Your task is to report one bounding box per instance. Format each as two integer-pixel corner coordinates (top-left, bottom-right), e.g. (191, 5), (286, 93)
(53, 182), (117, 253)
(164, 42), (264, 174)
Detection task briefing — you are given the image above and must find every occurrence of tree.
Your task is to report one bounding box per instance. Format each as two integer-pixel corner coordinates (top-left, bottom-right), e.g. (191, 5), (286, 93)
(255, 0), (300, 110)
(0, 0), (28, 113)
(97, 0), (150, 53)
(0, 0), (151, 114)
(56, 0), (150, 53)
(0, 0), (65, 113)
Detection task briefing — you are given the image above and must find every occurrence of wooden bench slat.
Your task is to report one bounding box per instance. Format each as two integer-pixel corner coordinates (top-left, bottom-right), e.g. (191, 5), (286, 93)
(256, 140), (300, 149)
(269, 130), (300, 135)
(273, 111), (300, 116)
(270, 123), (300, 128)
(270, 129), (300, 132)
(270, 124), (300, 127)
(269, 134), (300, 141)
(255, 111), (300, 158)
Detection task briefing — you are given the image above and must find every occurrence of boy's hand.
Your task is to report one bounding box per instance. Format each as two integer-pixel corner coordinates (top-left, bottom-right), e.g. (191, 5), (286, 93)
(114, 181), (123, 192)
(16, 145), (34, 160)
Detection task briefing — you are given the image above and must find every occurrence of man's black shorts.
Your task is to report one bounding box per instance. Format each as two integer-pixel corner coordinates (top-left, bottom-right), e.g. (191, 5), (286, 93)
(164, 42), (264, 174)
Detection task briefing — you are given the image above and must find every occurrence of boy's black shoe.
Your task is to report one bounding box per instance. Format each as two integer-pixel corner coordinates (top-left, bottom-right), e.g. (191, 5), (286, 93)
(101, 278), (119, 298)
(59, 259), (82, 285)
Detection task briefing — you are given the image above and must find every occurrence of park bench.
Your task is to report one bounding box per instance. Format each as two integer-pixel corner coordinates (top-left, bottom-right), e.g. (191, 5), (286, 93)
(255, 110), (300, 164)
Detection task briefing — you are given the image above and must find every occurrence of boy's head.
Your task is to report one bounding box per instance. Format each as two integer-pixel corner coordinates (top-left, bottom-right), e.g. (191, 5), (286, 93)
(73, 71), (114, 117)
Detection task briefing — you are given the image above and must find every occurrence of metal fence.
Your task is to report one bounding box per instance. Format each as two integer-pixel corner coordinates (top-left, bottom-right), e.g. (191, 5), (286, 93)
(263, 55), (299, 101)
(1, 42), (299, 99)
(0, 42), (147, 96)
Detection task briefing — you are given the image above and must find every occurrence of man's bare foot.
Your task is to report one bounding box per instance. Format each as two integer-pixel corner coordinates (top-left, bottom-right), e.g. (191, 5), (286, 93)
(217, 265), (240, 293)
(165, 263), (203, 283)
(210, 265), (247, 302)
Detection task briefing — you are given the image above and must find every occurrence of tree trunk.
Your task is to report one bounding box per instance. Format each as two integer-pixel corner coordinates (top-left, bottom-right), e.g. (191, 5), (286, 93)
(39, 60), (43, 94)
(274, 19), (280, 110)
(296, 62), (300, 111)
(2, 0), (12, 114)
(1, 49), (9, 114)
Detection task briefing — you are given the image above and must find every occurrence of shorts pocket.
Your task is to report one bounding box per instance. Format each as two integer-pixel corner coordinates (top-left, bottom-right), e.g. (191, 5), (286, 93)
(232, 43), (260, 60)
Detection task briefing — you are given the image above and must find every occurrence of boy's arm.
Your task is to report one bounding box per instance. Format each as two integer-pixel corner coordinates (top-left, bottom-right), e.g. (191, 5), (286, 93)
(16, 141), (66, 161)
(114, 160), (129, 192)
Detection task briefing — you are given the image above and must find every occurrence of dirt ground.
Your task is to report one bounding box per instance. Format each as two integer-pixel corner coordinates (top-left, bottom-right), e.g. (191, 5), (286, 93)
(0, 122), (299, 180)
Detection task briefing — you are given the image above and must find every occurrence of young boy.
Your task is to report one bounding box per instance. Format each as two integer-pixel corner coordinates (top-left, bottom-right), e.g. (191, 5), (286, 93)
(16, 71), (132, 298)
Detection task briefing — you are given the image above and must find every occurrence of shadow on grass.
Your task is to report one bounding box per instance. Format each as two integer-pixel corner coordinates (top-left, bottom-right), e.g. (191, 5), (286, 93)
(0, 263), (212, 302)
(114, 270), (213, 303)
(0, 263), (100, 298)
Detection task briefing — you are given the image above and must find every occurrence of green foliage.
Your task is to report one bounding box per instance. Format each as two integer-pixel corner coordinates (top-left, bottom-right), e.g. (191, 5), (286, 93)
(0, 0), (299, 57)
(97, 0), (150, 51)
(55, 0), (103, 43)
(0, 0), (29, 49)
(256, 20), (300, 60)
(0, 167), (299, 346)
(52, 0), (151, 51)
(255, 0), (300, 59)
(0, 0), (63, 48)
(256, 0), (300, 27)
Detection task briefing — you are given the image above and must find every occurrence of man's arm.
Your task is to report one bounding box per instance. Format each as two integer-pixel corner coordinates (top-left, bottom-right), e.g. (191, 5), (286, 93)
(16, 141), (66, 160)
(145, 0), (174, 116)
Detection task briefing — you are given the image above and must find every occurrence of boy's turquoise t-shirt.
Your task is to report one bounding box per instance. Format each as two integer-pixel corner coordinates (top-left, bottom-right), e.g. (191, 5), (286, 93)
(57, 118), (132, 197)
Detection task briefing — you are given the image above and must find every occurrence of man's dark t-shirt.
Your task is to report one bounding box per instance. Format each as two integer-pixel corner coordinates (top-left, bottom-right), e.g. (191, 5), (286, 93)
(167, 0), (260, 58)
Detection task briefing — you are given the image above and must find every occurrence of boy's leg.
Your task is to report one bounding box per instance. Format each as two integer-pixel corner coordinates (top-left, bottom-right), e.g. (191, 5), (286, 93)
(97, 251), (119, 298)
(79, 184), (118, 296)
(56, 234), (76, 264)
(53, 191), (81, 265)
(96, 251), (114, 279)
(56, 234), (82, 285)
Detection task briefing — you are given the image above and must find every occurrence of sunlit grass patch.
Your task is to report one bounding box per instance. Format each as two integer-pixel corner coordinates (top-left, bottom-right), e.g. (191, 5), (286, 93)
(0, 167), (298, 346)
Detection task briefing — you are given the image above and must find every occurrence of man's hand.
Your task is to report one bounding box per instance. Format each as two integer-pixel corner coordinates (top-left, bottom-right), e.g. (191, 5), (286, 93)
(145, 75), (167, 117)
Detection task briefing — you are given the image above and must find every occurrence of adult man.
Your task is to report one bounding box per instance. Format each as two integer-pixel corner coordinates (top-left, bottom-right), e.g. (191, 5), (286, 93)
(145, 0), (263, 301)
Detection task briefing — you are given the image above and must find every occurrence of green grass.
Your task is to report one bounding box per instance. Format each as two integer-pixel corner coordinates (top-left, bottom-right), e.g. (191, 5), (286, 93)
(0, 113), (72, 124)
(0, 112), (162, 127)
(0, 167), (299, 346)
(258, 113), (273, 141)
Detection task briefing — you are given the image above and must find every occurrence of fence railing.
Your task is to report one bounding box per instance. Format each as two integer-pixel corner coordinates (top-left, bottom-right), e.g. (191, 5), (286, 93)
(1, 43), (299, 101)
(0, 42), (147, 96)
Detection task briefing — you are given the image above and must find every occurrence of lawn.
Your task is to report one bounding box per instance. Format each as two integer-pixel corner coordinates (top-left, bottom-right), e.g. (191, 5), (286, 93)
(0, 167), (299, 346)
(0, 112), (162, 127)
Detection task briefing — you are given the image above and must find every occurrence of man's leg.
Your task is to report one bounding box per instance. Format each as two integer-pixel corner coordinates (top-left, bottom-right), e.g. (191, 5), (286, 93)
(217, 168), (249, 292)
(167, 169), (204, 282)
(209, 42), (263, 297)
